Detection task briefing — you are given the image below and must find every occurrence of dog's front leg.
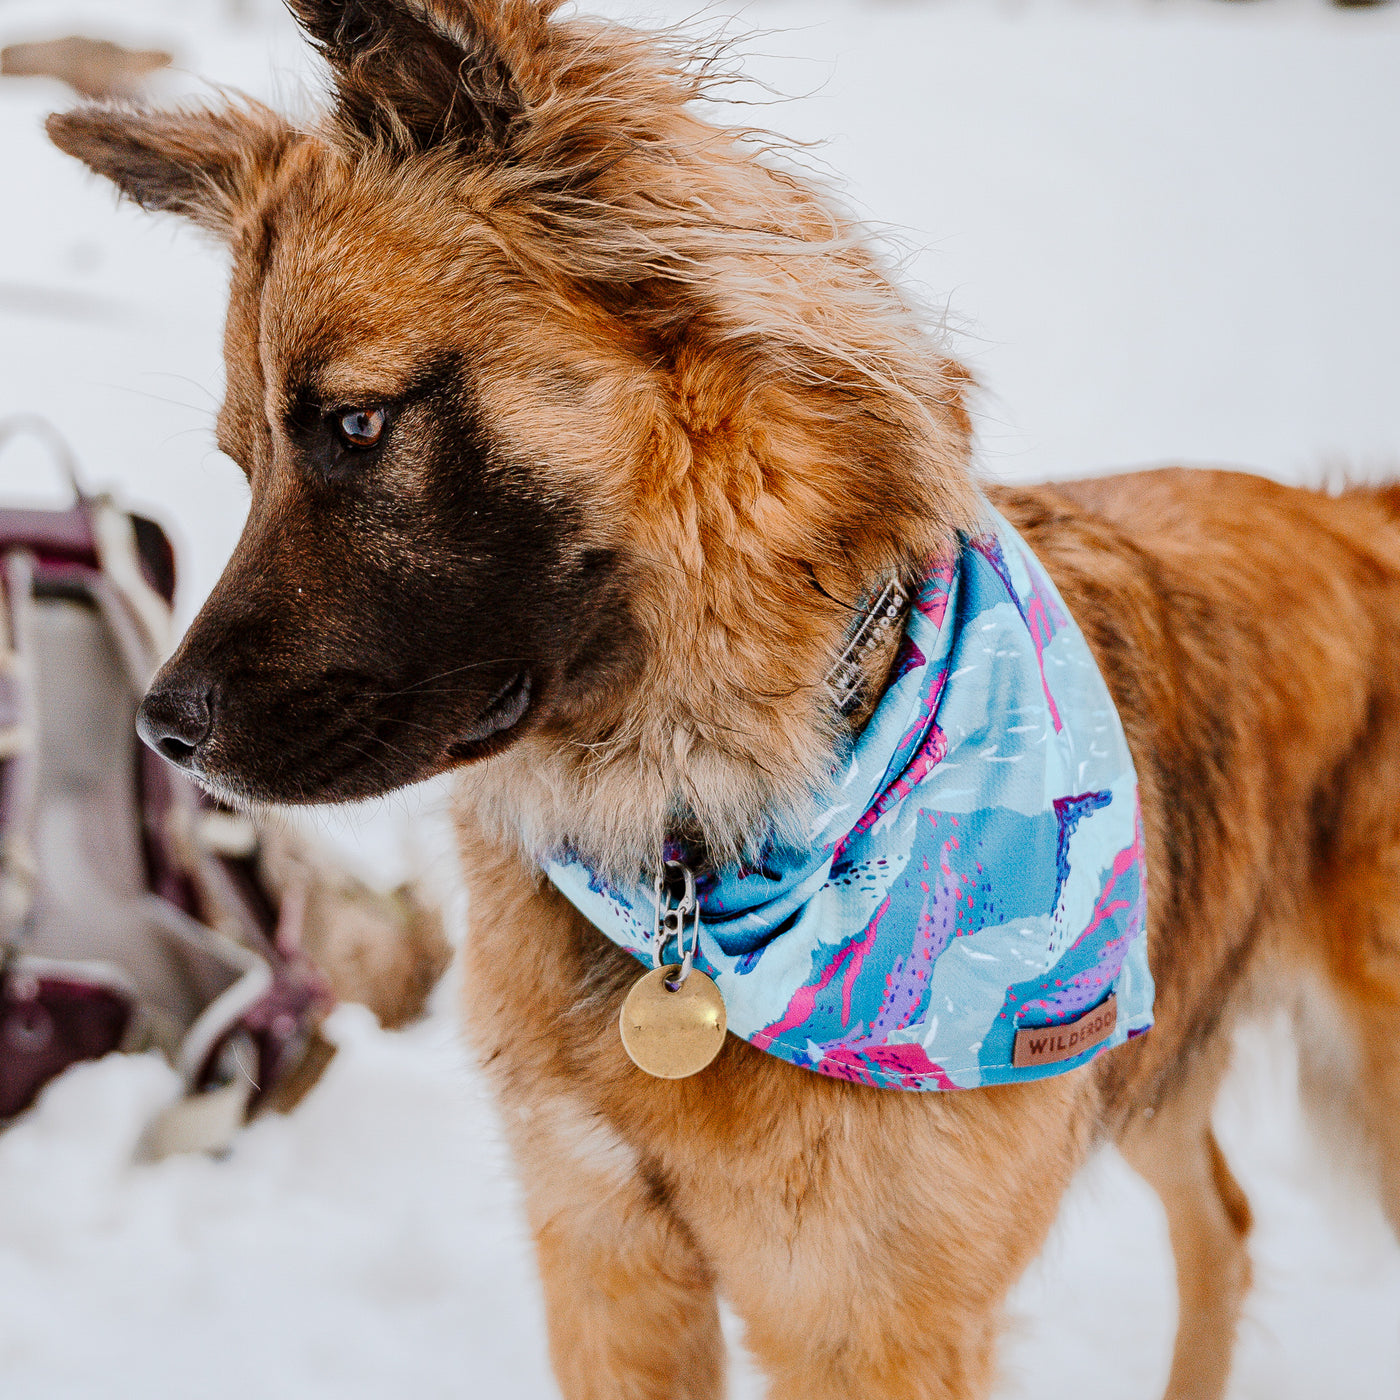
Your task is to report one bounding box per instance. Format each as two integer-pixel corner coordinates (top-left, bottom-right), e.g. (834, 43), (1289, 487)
(523, 1114), (722, 1400)
(459, 826), (726, 1399)
(678, 1069), (1100, 1400)
(511, 1104), (726, 1400)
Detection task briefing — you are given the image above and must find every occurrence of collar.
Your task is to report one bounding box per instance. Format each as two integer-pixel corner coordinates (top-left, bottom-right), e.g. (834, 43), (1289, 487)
(547, 503), (1153, 1090)
(823, 575), (910, 719)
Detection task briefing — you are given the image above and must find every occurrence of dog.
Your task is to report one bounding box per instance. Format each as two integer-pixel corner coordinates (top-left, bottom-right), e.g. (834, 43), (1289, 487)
(46, 2), (1400, 1395)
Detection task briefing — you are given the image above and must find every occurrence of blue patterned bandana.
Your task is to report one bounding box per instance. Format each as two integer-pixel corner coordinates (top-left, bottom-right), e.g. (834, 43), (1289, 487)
(547, 506), (1153, 1089)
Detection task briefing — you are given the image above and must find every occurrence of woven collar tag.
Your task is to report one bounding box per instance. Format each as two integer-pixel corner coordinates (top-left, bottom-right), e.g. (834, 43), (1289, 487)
(546, 505), (1153, 1090)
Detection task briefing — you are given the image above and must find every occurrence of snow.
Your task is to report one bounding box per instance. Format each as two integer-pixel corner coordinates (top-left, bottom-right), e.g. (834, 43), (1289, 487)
(2, 0), (1399, 1395)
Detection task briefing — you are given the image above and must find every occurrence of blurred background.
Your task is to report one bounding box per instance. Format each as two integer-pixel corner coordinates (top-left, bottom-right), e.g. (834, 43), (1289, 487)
(0, 0), (1397, 1395)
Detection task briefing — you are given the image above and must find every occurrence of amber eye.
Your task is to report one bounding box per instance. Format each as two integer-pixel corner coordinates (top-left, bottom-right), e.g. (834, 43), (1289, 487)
(335, 407), (387, 449)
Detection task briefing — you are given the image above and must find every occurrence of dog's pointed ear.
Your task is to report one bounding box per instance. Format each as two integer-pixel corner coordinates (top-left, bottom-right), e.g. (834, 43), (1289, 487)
(285, 0), (543, 151)
(46, 101), (295, 239)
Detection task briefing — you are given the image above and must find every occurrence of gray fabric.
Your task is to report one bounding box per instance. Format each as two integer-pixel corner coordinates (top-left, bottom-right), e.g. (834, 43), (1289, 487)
(25, 596), (240, 1057)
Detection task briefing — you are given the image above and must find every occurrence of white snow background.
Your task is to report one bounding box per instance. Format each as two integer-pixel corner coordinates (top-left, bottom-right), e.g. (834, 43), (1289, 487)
(2, 0), (1399, 1395)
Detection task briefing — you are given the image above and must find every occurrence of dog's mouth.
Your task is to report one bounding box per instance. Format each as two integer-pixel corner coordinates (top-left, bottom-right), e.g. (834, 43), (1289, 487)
(446, 668), (533, 763)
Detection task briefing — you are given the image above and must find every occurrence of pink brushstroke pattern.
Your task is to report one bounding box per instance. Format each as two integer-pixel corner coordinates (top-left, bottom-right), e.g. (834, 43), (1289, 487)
(831, 705), (947, 862)
(914, 551), (957, 628)
(750, 897), (889, 1052)
(817, 1042), (959, 1090)
(808, 867), (963, 1088)
(1025, 594), (1062, 731)
(1018, 801), (1145, 1022)
(1022, 556), (1070, 732)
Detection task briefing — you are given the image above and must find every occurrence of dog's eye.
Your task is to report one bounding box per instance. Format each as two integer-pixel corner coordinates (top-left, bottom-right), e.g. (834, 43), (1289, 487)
(335, 407), (387, 449)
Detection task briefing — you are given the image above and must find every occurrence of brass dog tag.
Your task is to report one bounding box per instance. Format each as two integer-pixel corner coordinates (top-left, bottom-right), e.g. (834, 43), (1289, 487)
(620, 966), (726, 1078)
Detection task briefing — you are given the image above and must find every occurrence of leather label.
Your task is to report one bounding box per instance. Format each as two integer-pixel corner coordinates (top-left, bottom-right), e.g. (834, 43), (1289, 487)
(1013, 994), (1118, 1069)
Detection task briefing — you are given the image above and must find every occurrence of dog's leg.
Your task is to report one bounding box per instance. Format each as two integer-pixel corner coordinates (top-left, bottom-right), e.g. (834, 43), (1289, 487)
(1298, 979), (1400, 1239)
(751, 1309), (1000, 1400)
(1314, 858), (1400, 1237)
(1354, 1007), (1400, 1235)
(1346, 1006), (1400, 1237)
(685, 1074), (1098, 1400)
(459, 830), (726, 1400)
(1120, 1057), (1252, 1400)
(511, 1105), (726, 1400)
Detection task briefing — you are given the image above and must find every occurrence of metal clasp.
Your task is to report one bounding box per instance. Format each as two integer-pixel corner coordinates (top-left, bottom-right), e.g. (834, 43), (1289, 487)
(651, 859), (701, 987)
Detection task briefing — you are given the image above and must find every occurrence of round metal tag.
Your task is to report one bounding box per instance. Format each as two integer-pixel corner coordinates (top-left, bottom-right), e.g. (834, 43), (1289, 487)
(619, 965), (727, 1079)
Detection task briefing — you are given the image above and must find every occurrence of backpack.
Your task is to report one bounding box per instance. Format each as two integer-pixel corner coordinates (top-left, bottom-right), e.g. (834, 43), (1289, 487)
(0, 418), (376, 1156)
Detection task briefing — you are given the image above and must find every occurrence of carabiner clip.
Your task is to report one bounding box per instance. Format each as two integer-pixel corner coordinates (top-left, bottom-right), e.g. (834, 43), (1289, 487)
(650, 858), (701, 984)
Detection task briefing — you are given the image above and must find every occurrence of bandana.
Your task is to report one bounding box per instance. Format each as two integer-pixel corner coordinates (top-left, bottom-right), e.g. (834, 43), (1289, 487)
(546, 505), (1153, 1090)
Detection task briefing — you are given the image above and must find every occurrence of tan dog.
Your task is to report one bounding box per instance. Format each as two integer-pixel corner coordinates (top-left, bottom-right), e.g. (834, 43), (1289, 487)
(46, 3), (1400, 1395)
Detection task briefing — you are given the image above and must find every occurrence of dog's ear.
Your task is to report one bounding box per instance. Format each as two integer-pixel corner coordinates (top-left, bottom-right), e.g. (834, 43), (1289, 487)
(46, 101), (294, 239)
(286, 0), (545, 152)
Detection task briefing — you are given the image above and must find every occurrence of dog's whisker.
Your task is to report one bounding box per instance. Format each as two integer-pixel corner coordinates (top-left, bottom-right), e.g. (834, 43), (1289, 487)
(366, 657), (536, 700)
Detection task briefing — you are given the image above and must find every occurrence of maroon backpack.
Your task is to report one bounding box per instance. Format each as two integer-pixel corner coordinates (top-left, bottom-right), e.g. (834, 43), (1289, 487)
(0, 418), (337, 1154)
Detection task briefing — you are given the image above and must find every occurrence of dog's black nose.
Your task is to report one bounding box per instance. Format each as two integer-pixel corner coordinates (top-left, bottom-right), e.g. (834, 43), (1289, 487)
(136, 682), (213, 768)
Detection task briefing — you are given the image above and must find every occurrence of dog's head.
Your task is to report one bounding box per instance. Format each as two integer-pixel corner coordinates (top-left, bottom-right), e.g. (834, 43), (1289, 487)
(49, 0), (975, 861)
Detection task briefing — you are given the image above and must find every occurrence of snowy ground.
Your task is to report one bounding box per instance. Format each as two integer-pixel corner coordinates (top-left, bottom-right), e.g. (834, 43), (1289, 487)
(2, 0), (1399, 1395)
